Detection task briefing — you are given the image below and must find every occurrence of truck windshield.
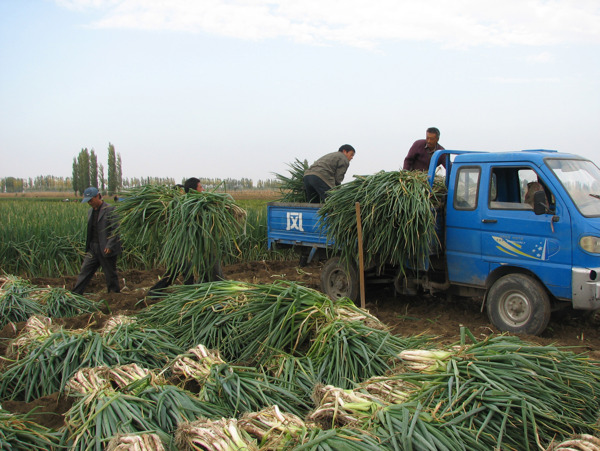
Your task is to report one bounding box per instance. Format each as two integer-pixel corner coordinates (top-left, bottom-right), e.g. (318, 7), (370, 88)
(546, 158), (600, 217)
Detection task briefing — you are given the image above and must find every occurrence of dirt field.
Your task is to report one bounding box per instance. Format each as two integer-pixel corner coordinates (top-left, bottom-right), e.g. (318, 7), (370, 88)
(2, 258), (600, 430)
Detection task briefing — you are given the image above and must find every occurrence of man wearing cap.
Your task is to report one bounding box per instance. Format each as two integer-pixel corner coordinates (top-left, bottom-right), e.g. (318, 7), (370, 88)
(72, 187), (122, 294)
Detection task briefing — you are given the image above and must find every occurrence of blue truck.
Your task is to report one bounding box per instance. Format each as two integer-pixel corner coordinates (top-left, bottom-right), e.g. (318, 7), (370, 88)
(267, 149), (600, 335)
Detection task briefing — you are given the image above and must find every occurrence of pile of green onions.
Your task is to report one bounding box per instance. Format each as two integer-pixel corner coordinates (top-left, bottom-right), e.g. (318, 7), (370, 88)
(0, 275), (45, 329)
(0, 406), (60, 450)
(175, 418), (257, 451)
(169, 344), (309, 418)
(318, 170), (446, 275)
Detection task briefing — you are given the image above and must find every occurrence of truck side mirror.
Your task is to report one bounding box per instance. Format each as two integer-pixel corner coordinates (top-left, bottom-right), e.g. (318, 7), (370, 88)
(533, 190), (549, 215)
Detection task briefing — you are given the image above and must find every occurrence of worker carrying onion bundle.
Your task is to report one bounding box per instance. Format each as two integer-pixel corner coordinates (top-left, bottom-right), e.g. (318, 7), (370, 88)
(303, 144), (356, 203)
(147, 177), (225, 297)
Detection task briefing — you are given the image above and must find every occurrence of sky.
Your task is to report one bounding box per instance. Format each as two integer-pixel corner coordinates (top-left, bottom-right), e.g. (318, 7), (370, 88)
(1, 0), (599, 185)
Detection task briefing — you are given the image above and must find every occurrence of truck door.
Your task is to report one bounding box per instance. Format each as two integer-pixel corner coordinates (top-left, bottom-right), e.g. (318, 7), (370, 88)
(445, 165), (490, 285)
(480, 164), (572, 299)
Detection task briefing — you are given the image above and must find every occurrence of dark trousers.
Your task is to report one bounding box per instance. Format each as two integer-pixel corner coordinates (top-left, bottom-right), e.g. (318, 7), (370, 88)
(303, 174), (330, 203)
(72, 242), (120, 294)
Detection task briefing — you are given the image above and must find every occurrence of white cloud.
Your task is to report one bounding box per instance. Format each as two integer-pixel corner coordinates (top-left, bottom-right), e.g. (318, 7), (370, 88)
(55, 0), (600, 49)
(526, 52), (555, 63)
(487, 76), (560, 84)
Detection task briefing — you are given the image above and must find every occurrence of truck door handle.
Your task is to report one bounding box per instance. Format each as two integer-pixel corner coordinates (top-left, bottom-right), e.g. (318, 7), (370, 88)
(482, 219), (497, 223)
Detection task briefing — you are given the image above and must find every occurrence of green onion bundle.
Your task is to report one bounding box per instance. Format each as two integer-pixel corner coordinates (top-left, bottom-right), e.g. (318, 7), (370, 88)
(101, 363), (229, 434)
(116, 184), (245, 282)
(318, 170), (445, 275)
(375, 402), (471, 451)
(0, 275), (45, 329)
(0, 329), (121, 401)
(30, 286), (101, 318)
(265, 354), (319, 401)
(306, 320), (423, 389)
(106, 433), (167, 451)
(170, 345), (310, 418)
(100, 315), (185, 368)
(138, 282), (252, 360)
(139, 383), (228, 434)
(290, 427), (383, 451)
(273, 158), (309, 203)
(62, 387), (168, 451)
(238, 405), (306, 449)
(6, 315), (54, 359)
(141, 280), (424, 391)
(0, 407), (61, 450)
(227, 281), (340, 363)
(175, 418), (258, 451)
(307, 384), (385, 429)
(358, 375), (417, 404)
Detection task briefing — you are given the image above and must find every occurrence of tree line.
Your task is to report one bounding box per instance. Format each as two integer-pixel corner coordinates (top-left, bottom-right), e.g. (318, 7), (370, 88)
(1, 142), (281, 194)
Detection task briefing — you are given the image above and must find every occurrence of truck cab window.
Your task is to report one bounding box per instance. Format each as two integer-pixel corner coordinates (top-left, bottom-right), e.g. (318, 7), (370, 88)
(489, 166), (552, 210)
(547, 158), (600, 217)
(454, 167), (480, 210)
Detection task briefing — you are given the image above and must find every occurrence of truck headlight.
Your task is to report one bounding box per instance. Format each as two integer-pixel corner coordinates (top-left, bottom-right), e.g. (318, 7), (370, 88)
(580, 236), (600, 254)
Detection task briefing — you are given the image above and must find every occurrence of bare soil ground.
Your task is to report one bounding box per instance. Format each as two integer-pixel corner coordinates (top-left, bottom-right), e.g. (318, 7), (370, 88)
(2, 259), (599, 430)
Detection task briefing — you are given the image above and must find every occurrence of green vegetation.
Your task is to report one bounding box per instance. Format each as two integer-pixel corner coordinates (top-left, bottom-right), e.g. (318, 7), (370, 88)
(319, 171), (447, 275)
(2, 279), (600, 449)
(0, 195), (288, 278)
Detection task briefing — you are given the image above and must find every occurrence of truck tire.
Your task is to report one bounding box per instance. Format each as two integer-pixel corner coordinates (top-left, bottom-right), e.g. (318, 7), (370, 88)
(486, 274), (551, 335)
(320, 256), (359, 303)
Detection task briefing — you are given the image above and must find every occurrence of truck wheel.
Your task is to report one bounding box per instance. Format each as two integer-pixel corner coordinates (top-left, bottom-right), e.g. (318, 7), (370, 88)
(320, 256), (359, 303)
(486, 274), (551, 335)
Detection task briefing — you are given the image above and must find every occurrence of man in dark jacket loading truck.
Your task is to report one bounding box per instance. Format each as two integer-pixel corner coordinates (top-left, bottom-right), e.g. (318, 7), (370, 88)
(303, 144), (356, 203)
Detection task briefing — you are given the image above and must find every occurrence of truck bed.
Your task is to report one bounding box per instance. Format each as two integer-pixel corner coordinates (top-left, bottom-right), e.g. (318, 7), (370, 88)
(267, 202), (331, 249)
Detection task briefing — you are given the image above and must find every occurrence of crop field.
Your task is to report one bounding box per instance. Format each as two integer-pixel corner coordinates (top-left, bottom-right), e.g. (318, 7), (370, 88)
(0, 192), (284, 278)
(2, 192), (600, 450)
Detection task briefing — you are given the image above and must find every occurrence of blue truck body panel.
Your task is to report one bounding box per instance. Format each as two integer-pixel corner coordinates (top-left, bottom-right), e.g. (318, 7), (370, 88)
(267, 202), (330, 249)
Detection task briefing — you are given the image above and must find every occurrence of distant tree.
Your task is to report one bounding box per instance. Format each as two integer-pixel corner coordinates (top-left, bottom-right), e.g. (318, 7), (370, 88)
(116, 152), (122, 193)
(72, 157), (79, 195)
(4, 177), (24, 193)
(107, 143), (116, 195)
(99, 163), (105, 193)
(77, 148), (91, 190)
(90, 149), (98, 188)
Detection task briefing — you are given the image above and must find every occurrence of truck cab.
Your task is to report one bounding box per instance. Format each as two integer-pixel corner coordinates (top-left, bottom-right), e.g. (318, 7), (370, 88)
(436, 149), (600, 334)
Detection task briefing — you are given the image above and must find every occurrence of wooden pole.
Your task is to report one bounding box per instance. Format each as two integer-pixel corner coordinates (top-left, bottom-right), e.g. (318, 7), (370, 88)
(355, 202), (366, 309)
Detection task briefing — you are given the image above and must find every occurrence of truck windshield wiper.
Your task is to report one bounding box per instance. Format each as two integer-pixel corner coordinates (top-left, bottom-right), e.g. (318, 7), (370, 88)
(589, 194), (600, 200)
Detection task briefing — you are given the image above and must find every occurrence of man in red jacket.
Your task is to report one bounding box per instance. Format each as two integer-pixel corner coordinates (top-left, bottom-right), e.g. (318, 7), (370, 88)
(403, 127), (445, 171)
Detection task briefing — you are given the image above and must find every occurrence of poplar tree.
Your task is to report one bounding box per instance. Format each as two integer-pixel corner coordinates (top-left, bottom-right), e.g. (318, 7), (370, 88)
(77, 148), (90, 191)
(108, 143), (116, 195)
(90, 149), (98, 188)
(99, 163), (105, 193)
(72, 157), (79, 195)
